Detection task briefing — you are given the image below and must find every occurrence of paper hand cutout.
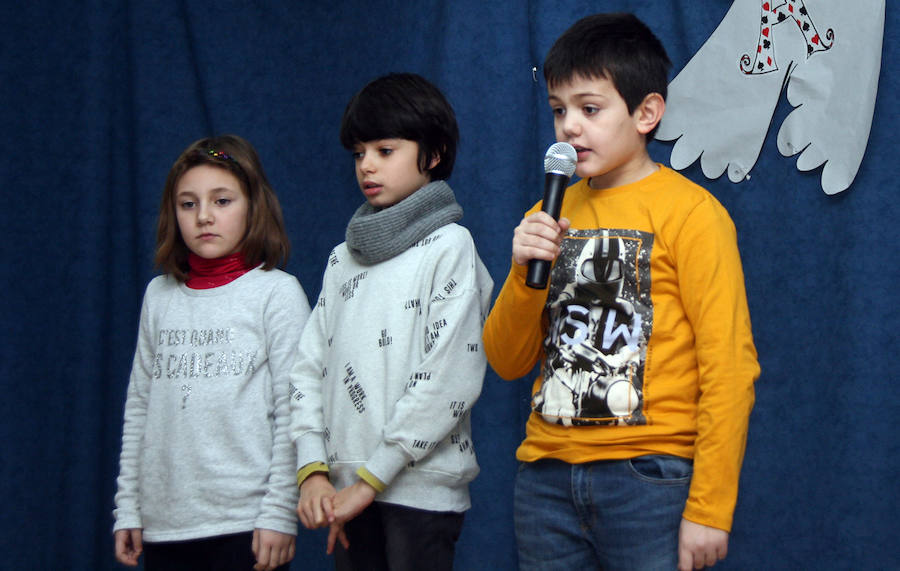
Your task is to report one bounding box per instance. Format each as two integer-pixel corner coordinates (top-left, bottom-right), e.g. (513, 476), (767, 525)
(656, 0), (884, 194)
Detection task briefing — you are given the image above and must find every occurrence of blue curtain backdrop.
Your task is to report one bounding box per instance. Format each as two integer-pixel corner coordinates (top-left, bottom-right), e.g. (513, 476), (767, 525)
(1, 1), (897, 569)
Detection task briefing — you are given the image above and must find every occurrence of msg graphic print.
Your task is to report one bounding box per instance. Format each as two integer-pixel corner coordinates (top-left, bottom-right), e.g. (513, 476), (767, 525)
(534, 228), (653, 426)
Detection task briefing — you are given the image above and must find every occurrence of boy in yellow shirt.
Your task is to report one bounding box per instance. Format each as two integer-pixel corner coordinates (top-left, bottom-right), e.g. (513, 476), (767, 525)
(483, 13), (759, 571)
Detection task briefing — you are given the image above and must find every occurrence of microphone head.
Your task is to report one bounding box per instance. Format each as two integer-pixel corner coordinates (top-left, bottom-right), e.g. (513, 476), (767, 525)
(544, 142), (577, 177)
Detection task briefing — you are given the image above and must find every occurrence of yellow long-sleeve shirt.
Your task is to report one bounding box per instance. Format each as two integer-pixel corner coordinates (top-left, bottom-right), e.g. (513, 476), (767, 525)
(483, 166), (759, 532)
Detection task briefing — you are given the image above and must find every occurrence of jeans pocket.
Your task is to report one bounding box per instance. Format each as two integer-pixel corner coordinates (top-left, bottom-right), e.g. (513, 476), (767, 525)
(628, 455), (693, 484)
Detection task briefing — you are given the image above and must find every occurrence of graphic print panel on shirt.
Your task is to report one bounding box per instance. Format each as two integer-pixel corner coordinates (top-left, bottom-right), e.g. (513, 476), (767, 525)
(153, 325), (258, 410)
(536, 228), (653, 426)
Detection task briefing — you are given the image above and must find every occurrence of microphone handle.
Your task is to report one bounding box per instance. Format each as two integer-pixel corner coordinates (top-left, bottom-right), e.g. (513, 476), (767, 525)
(526, 172), (570, 289)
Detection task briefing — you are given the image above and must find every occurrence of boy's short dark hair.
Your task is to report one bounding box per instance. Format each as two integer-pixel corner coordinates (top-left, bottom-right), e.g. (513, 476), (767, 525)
(340, 73), (459, 181)
(544, 13), (671, 135)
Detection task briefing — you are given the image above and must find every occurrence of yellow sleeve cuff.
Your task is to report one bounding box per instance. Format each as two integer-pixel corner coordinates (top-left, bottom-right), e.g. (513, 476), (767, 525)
(355, 467), (387, 493)
(296, 462), (329, 488)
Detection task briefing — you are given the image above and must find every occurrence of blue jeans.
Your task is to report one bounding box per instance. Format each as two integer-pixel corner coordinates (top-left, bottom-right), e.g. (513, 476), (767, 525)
(514, 456), (692, 571)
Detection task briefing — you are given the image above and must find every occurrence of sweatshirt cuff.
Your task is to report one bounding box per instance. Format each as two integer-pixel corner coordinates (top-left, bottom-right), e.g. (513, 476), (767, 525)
(297, 462), (330, 488)
(294, 432), (328, 472)
(356, 467), (387, 493)
(364, 441), (410, 487)
(254, 514), (300, 537)
(112, 515), (142, 534)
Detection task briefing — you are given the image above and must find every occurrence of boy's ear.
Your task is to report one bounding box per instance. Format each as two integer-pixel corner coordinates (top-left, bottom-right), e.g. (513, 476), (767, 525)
(634, 92), (666, 136)
(427, 153), (441, 171)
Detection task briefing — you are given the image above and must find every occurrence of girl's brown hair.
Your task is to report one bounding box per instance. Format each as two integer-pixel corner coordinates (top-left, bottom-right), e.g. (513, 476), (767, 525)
(155, 134), (290, 281)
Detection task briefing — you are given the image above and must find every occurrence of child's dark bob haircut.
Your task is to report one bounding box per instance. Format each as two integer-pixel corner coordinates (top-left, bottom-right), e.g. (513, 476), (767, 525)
(543, 13), (671, 137)
(340, 73), (459, 181)
(155, 134), (290, 281)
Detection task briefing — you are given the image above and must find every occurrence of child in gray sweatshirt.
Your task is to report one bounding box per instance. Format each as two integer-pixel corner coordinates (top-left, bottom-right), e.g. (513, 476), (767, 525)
(289, 73), (492, 571)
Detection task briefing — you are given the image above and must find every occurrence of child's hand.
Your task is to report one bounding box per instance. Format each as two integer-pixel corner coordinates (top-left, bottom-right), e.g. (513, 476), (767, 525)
(512, 212), (571, 266)
(113, 528), (143, 566)
(252, 529), (295, 571)
(325, 522), (350, 555)
(328, 479), (377, 525)
(298, 473), (337, 529)
(319, 479), (375, 555)
(678, 518), (729, 571)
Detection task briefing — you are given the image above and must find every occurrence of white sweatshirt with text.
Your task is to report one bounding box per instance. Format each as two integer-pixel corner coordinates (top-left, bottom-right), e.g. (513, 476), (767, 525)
(290, 223), (492, 512)
(114, 268), (310, 541)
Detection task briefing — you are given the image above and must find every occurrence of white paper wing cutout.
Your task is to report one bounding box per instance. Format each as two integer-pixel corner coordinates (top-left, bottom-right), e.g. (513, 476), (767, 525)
(657, 0), (885, 194)
(656, 0), (788, 183)
(777, 0), (884, 194)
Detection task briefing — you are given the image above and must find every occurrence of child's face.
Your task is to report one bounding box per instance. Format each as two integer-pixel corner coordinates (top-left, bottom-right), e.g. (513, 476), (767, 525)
(174, 164), (248, 259)
(548, 74), (650, 188)
(352, 139), (433, 208)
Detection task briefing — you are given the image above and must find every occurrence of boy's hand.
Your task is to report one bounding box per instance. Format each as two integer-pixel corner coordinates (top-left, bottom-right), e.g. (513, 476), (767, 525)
(321, 480), (375, 554)
(252, 529), (295, 571)
(113, 528), (143, 566)
(678, 518), (729, 570)
(326, 523), (351, 555)
(328, 479), (377, 525)
(298, 473), (337, 529)
(512, 212), (571, 266)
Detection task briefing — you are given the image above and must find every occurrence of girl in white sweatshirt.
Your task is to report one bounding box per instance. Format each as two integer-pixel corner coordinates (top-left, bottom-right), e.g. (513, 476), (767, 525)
(113, 135), (310, 571)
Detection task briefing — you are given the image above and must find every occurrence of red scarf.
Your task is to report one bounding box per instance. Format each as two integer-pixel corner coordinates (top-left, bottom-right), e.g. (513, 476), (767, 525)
(186, 252), (253, 289)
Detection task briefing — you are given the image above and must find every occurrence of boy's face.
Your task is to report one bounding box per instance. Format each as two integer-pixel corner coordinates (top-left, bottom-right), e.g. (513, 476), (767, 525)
(352, 139), (433, 208)
(548, 74), (651, 189)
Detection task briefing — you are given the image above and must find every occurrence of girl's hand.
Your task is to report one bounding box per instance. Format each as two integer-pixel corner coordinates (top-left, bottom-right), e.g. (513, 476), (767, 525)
(113, 528), (143, 566)
(512, 212), (571, 266)
(298, 473), (337, 529)
(252, 529), (295, 571)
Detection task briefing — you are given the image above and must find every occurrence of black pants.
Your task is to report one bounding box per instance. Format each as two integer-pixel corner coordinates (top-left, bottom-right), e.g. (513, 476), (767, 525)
(143, 531), (291, 571)
(334, 501), (465, 571)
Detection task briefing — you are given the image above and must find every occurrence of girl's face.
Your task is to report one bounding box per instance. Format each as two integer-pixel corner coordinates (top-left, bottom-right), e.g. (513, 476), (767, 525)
(352, 138), (435, 208)
(175, 164), (249, 259)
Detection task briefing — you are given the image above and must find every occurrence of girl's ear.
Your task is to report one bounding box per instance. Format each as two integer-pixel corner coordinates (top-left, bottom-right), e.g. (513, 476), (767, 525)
(634, 92), (666, 135)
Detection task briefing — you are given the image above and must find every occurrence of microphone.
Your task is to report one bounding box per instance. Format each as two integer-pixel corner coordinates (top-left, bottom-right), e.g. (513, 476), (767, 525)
(526, 142), (577, 289)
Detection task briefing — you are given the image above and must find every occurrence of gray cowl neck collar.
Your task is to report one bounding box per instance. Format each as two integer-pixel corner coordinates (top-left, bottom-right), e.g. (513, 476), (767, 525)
(345, 180), (463, 265)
